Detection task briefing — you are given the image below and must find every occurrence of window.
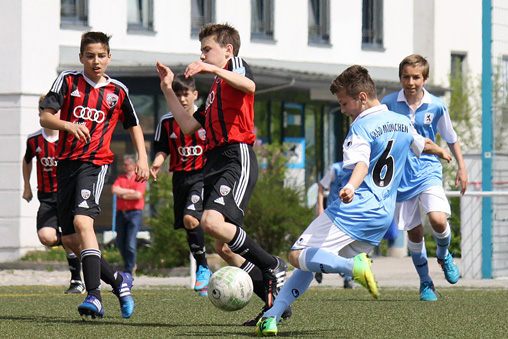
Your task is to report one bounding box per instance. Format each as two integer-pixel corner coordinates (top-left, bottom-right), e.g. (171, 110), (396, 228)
(61, 0), (88, 27)
(308, 0), (330, 45)
(191, 0), (215, 37)
(128, 0), (154, 32)
(451, 53), (467, 82)
(251, 0), (274, 41)
(362, 0), (383, 49)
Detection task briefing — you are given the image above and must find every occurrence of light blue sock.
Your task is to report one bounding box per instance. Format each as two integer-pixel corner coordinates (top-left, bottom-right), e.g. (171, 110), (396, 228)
(410, 249), (431, 283)
(433, 225), (451, 259)
(264, 269), (313, 322)
(408, 239), (431, 283)
(301, 248), (354, 277)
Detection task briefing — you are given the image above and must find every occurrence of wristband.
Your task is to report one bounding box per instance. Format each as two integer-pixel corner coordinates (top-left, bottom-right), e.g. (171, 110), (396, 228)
(344, 183), (355, 192)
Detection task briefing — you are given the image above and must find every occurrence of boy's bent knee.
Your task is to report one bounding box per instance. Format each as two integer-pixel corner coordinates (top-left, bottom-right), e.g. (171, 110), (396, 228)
(288, 250), (302, 269)
(183, 215), (200, 229)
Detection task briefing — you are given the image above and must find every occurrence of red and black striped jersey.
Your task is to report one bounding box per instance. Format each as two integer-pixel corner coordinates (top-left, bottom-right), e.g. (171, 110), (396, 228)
(41, 71), (140, 166)
(193, 57), (255, 151)
(24, 129), (58, 193)
(154, 110), (206, 172)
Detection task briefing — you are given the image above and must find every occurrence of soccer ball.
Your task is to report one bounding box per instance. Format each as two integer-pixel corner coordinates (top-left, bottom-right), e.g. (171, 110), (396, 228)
(208, 266), (253, 311)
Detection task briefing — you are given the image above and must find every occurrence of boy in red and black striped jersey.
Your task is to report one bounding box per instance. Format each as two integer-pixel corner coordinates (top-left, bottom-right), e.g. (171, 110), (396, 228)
(151, 75), (212, 296)
(22, 97), (84, 295)
(157, 23), (288, 324)
(40, 31), (149, 319)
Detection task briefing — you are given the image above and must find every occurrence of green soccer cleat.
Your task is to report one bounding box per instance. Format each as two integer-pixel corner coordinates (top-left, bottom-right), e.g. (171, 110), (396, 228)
(255, 316), (278, 337)
(352, 253), (379, 299)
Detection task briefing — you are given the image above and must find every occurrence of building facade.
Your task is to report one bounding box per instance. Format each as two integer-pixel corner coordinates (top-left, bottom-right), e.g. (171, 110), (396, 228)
(0, 0), (506, 261)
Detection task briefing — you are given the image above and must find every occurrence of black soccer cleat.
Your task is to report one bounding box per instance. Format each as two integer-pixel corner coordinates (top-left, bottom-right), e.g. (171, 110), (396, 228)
(263, 256), (288, 308)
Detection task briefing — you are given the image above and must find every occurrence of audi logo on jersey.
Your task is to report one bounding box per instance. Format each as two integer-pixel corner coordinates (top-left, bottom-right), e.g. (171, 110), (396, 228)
(73, 106), (106, 123)
(40, 157), (58, 167)
(205, 91), (215, 111)
(178, 146), (203, 157)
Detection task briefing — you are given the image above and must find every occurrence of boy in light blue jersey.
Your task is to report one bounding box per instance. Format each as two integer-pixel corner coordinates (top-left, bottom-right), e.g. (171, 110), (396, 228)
(256, 65), (452, 337)
(381, 54), (468, 301)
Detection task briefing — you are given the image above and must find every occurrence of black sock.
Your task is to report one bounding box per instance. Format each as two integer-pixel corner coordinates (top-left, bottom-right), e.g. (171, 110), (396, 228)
(100, 255), (122, 289)
(81, 249), (101, 300)
(227, 227), (277, 271)
(240, 260), (266, 302)
(185, 225), (208, 268)
(66, 252), (82, 281)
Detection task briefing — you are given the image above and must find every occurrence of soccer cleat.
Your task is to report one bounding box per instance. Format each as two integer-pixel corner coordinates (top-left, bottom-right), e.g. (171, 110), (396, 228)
(78, 295), (104, 319)
(255, 316), (278, 337)
(263, 256), (288, 308)
(198, 288), (208, 296)
(343, 276), (353, 289)
(194, 265), (212, 292)
(112, 272), (135, 318)
(352, 253), (379, 299)
(419, 281), (438, 301)
(65, 280), (85, 294)
(242, 305), (292, 326)
(437, 253), (460, 284)
(314, 272), (323, 284)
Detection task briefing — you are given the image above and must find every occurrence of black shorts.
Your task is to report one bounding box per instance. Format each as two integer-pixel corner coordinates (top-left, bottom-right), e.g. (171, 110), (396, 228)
(202, 143), (258, 227)
(36, 191), (59, 231)
(172, 169), (204, 229)
(57, 160), (109, 236)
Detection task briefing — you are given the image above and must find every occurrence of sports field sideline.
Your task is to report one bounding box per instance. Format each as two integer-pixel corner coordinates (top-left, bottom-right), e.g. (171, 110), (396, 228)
(1, 256), (506, 290)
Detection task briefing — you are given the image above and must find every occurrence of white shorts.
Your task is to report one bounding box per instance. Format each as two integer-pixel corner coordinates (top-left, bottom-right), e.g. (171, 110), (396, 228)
(395, 185), (451, 231)
(291, 213), (374, 258)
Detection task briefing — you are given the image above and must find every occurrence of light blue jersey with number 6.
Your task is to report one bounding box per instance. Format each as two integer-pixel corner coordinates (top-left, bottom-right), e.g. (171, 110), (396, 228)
(325, 105), (424, 245)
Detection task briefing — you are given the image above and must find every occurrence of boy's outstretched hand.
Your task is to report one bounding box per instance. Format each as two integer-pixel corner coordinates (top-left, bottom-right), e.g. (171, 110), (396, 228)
(156, 61), (174, 92)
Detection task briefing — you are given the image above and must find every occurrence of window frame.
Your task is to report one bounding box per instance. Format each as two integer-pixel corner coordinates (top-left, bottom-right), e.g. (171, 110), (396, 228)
(308, 0), (331, 45)
(362, 0), (384, 50)
(251, 0), (275, 41)
(191, 0), (216, 38)
(127, 0), (155, 33)
(60, 0), (88, 28)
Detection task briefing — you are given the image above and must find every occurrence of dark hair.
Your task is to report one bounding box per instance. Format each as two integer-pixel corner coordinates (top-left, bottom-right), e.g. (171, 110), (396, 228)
(399, 54), (430, 79)
(80, 31), (111, 55)
(199, 23), (241, 56)
(330, 65), (377, 100)
(173, 74), (196, 93)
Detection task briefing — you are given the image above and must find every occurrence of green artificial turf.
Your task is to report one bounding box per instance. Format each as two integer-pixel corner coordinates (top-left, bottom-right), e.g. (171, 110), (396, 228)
(0, 286), (506, 338)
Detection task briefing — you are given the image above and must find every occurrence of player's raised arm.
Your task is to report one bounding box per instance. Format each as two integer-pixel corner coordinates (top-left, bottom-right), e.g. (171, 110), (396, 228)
(185, 60), (255, 94)
(157, 62), (202, 135)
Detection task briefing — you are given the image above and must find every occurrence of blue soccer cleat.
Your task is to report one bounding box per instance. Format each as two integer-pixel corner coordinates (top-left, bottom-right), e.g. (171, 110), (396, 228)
(78, 295), (104, 319)
(419, 281), (438, 301)
(112, 272), (135, 318)
(437, 253), (460, 284)
(194, 265), (212, 292)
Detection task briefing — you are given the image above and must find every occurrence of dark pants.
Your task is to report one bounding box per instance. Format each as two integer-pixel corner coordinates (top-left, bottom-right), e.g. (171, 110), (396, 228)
(115, 210), (142, 274)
